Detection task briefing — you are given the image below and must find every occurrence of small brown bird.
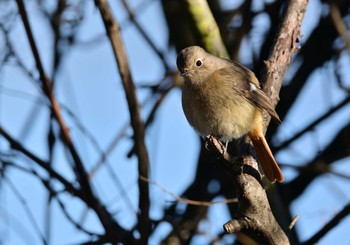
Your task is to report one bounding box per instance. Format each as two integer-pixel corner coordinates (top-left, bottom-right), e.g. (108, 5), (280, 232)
(177, 46), (284, 183)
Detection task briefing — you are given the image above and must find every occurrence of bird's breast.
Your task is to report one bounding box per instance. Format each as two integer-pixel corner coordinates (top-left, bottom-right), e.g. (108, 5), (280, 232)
(182, 79), (260, 140)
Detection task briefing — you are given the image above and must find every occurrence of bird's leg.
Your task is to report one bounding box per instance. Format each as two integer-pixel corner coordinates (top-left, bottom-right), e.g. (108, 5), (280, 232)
(224, 140), (229, 154)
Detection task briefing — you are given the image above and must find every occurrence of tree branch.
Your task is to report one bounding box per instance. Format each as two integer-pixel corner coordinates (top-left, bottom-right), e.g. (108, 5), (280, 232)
(0, 126), (129, 242)
(272, 95), (350, 153)
(328, 1), (350, 53)
(206, 136), (289, 244)
(301, 203), (350, 245)
(139, 175), (237, 206)
(15, 0), (96, 218)
(270, 0), (350, 135)
(120, 0), (170, 71)
(281, 121), (350, 203)
(94, 0), (151, 243)
(2, 173), (47, 245)
(13, 1), (129, 240)
(0, 126), (81, 197)
(182, 0), (229, 58)
(205, 0), (309, 244)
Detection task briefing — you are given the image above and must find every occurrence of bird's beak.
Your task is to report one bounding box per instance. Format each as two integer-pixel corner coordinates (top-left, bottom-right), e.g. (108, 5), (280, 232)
(180, 69), (189, 77)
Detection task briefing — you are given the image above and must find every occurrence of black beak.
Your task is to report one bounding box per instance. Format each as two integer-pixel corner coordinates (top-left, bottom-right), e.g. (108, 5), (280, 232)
(180, 69), (189, 77)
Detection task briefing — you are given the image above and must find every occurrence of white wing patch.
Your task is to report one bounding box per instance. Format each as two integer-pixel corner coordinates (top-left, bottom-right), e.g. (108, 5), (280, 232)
(249, 83), (257, 92)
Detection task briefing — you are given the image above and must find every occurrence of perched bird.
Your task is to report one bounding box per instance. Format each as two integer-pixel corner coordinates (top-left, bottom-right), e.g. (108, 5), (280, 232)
(177, 46), (284, 183)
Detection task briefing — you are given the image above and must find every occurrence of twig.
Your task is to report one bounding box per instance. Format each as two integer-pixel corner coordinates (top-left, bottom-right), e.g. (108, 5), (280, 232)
(328, 1), (350, 53)
(273, 96), (350, 152)
(120, 0), (170, 71)
(15, 0), (94, 202)
(0, 84), (135, 213)
(94, 0), (150, 243)
(301, 203), (350, 245)
(63, 107), (137, 215)
(42, 180), (100, 237)
(127, 79), (175, 157)
(280, 162), (350, 180)
(0, 126), (81, 197)
(15, 1), (126, 242)
(0, 126), (128, 242)
(0, 190), (36, 243)
(3, 160), (99, 237)
(3, 175), (47, 245)
(139, 176), (237, 206)
(334, 61), (350, 94)
(288, 215), (299, 230)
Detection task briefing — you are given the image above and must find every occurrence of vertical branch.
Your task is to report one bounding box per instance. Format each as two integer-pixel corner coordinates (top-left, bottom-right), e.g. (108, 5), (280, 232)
(94, 0), (150, 243)
(15, 0), (125, 242)
(206, 0), (308, 244)
(263, 0), (308, 107)
(182, 0), (229, 58)
(328, 1), (350, 53)
(15, 0), (90, 199)
(120, 0), (170, 71)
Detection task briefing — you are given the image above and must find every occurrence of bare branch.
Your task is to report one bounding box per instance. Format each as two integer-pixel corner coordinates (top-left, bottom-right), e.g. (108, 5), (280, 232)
(273, 96), (350, 152)
(3, 175), (47, 245)
(288, 215), (299, 230)
(182, 0), (229, 58)
(272, 0), (350, 133)
(301, 203), (350, 245)
(2, 161), (100, 237)
(206, 136), (289, 244)
(263, 0), (305, 109)
(282, 121), (350, 203)
(206, 0), (309, 244)
(328, 1), (350, 53)
(139, 176), (237, 206)
(0, 126), (81, 197)
(15, 0), (92, 200)
(14, 1), (128, 242)
(94, 0), (150, 243)
(120, 0), (170, 71)
(0, 126), (129, 242)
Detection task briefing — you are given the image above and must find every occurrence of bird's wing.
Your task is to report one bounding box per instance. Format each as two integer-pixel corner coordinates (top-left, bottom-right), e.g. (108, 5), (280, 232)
(213, 64), (281, 124)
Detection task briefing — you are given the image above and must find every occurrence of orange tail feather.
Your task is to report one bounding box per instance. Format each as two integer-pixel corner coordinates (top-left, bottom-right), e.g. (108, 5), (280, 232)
(248, 131), (284, 183)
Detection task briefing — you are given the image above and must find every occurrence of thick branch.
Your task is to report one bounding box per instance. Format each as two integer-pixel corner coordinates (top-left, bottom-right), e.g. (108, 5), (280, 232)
(94, 0), (150, 243)
(270, 0), (350, 134)
(262, 0), (306, 113)
(182, 0), (229, 58)
(206, 0), (308, 244)
(206, 136), (288, 244)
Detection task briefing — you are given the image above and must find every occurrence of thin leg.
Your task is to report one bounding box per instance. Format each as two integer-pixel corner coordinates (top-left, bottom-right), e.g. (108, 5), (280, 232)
(224, 140), (229, 154)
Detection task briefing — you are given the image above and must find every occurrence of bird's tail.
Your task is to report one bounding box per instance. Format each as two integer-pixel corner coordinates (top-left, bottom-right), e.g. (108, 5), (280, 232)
(248, 131), (284, 183)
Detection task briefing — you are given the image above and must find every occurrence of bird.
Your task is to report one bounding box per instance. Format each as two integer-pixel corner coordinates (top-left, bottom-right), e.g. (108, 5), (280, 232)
(177, 46), (284, 183)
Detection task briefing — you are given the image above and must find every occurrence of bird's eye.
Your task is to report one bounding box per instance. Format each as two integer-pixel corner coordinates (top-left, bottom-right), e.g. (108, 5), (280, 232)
(195, 59), (202, 67)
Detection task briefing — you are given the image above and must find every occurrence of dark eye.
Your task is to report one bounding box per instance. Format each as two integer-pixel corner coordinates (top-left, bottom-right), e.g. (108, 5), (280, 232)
(195, 59), (202, 67)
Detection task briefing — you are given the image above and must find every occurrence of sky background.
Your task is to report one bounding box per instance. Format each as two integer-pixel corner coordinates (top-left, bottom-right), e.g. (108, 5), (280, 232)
(0, 0), (350, 244)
